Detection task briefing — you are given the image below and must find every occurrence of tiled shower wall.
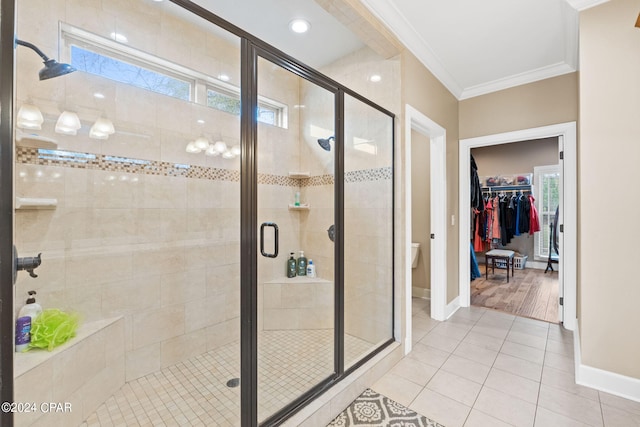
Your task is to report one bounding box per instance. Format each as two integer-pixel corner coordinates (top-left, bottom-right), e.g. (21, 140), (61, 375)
(14, 0), (245, 382)
(14, 0), (397, 395)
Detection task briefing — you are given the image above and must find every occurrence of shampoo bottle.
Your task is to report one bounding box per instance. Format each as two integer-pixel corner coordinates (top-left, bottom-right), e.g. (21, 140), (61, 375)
(15, 291), (42, 352)
(287, 252), (297, 278)
(297, 251), (307, 276)
(306, 259), (316, 278)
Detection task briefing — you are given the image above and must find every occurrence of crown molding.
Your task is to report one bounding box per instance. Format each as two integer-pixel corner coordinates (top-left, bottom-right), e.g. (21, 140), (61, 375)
(359, 0), (464, 98)
(361, 0), (581, 100)
(564, 0), (610, 11)
(460, 62), (576, 100)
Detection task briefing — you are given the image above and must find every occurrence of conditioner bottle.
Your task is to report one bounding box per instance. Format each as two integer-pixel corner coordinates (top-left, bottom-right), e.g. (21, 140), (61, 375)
(297, 251), (307, 276)
(286, 252), (297, 278)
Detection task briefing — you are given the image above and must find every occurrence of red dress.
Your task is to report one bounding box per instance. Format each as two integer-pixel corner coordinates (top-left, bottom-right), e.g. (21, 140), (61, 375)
(528, 195), (541, 234)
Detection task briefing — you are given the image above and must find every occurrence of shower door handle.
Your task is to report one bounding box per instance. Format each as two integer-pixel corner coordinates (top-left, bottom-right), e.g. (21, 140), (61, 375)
(260, 222), (279, 258)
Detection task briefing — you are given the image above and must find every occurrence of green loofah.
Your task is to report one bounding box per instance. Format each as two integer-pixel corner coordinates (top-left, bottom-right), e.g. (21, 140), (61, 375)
(28, 309), (80, 352)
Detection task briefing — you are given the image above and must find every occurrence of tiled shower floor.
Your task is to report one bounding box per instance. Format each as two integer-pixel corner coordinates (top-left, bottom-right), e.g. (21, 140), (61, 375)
(82, 330), (373, 426)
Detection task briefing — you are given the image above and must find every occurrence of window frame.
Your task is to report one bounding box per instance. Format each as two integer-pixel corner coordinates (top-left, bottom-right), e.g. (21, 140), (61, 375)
(534, 164), (560, 261)
(60, 23), (288, 128)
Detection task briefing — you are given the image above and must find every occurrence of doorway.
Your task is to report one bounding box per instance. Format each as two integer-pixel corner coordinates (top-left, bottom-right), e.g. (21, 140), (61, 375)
(470, 138), (560, 323)
(458, 123), (577, 331)
(404, 105), (447, 355)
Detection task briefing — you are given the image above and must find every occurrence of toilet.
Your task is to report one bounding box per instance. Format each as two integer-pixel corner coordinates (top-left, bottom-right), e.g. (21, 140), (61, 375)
(411, 243), (420, 268)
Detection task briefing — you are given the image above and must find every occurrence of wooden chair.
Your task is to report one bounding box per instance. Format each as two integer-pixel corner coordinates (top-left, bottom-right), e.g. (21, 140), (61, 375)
(545, 207), (559, 273)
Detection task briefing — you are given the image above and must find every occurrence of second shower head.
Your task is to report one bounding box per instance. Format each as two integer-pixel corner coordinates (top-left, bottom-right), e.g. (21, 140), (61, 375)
(317, 136), (334, 151)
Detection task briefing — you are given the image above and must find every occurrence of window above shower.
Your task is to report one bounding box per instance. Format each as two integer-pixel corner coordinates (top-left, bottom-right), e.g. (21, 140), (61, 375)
(60, 23), (287, 128)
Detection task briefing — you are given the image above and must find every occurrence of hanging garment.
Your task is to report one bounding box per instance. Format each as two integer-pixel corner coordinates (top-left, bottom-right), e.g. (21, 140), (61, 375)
(470, 155), (484, 210)
(470, 242), (482, 280)
(507, 194), (517, 238)
(484, 198), (494, 241)
(514, 195), (521, 236)
(473, 209), (485, 252)
(499, 194), (511, 246)
(518, 194), (530, 234)
(528, 194), (541, 234)
(491, 196), (501, 241)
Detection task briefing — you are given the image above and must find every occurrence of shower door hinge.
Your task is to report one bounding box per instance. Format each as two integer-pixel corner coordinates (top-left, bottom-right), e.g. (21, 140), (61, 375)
(559, 297), (564, 306)
(430, 234), (435, 239)
(559, 224), (564, 233)
(559, 151), (564, 160)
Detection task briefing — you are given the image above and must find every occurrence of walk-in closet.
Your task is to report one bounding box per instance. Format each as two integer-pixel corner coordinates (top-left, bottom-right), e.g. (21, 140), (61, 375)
(470, 138), (560, 323)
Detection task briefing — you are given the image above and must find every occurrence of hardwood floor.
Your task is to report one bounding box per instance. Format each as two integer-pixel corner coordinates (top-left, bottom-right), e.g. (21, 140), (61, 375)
(471, 265), (559, 323)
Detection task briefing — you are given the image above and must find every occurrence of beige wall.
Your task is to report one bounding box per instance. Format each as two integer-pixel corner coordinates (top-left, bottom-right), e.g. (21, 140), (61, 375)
(411, 130), (431, 292)
(401, 51), (460, 303)
(459, 73), (579, 139)
(471, 137), (559, 258)
(579, 0), (640, 379)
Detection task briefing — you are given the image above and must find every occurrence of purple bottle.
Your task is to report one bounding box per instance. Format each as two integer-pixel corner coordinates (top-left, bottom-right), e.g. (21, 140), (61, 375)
(15, 316), (31, 352)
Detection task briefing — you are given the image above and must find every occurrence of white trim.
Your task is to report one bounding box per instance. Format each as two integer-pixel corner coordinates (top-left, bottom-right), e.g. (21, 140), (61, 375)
(412, 287), (430, 300)
(404, 104), (448, 358)
(444, 296), (461, 320)
(574, 323), (640, 402)
(359, 0), (579, 100)
(459, 122), (577, 330)
(459, 63), (576, 100)
(359, 0), (464, 99)
(564, 0), (610, 11)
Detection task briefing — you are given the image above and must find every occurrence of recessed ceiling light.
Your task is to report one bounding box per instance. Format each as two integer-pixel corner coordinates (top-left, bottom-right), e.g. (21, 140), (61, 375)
(289, 19), (310, 34)
(110, 32), (128, 43)
(369, 74), (382, 83)
(197, 119), (205, 124)
(93, 92), (105, 99)
(218, 74), (230, 82)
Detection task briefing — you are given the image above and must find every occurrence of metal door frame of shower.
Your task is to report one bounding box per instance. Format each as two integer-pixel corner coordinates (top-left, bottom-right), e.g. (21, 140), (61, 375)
(0, 0), (16, 425)
(0, 0), (396, 426)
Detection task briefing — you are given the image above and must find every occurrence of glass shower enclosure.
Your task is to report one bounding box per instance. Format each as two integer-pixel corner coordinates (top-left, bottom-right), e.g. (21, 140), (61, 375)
(2, 0), (395, 426)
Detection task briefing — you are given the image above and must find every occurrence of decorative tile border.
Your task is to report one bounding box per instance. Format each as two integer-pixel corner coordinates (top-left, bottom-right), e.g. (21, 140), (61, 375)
(16, 147), (391, 186)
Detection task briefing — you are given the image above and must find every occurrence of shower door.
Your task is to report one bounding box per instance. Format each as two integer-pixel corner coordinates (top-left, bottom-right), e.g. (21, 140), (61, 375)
(254, 52), (338, 424)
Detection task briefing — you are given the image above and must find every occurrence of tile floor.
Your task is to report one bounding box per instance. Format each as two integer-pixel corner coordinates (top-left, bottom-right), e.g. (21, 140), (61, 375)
(82, 329), (372, 426)
(372, 298), (640, 427)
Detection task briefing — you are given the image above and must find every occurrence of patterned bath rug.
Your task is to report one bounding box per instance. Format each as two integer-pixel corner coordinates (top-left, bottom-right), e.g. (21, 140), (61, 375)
(327, 388), (445, 426)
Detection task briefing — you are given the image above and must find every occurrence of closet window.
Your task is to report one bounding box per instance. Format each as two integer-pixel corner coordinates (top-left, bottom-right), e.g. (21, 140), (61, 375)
(534, 165), (560, 260)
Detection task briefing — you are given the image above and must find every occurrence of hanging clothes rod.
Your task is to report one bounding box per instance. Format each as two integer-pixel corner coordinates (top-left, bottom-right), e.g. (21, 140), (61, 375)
(481, 185), (532, 193)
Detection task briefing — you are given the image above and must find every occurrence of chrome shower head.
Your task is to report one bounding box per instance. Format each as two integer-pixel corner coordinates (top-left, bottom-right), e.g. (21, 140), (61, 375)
(317, 136), (334, 151)
(16, 39), (77, 80)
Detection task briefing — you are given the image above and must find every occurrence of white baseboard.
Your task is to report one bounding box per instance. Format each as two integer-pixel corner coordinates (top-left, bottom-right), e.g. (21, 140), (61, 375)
(444, 296), (461, 319)
(412, 287), (430, 299)
(574, 323), (640, 402)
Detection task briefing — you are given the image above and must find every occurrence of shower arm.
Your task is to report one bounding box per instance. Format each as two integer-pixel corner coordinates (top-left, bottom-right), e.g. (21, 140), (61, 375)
(16, 39), (52, 62)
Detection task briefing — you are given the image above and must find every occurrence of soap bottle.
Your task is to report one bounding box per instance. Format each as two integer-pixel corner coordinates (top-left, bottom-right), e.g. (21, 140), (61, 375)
(297, 251), (307, 276)
(286, 252), (297, 278)
(306, 259), (316, 278)
(15, 291), (42, 352)
(294, 191), (301, 207)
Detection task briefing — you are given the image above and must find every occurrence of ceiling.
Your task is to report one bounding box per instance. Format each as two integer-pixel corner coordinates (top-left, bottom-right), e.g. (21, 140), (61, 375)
(190, 0), (364, 69)
(360, 0), (608, 99)
(185, 0), (608, 100)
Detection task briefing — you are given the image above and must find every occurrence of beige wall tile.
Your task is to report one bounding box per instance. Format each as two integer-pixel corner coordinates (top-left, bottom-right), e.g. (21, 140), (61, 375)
(160, 329), (207, 368)
(132, 305), (185, 349)
(126, 343), (161, 381)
